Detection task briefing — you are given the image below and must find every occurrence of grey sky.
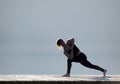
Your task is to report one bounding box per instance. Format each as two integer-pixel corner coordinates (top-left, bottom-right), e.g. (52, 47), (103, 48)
(0, 0), (120, 74)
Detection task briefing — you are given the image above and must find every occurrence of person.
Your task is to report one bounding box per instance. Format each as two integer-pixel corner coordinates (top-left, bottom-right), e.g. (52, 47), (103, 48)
(56, 38), (107, 77)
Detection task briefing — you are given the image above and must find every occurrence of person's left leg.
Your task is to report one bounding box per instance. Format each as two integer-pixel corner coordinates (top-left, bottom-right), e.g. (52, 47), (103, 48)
(63, 59), (72, 77)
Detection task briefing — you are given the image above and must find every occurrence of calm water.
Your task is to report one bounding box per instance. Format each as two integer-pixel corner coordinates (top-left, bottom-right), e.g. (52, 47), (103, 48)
(1, 0), (120, 76)
(0, 43), (120, 75)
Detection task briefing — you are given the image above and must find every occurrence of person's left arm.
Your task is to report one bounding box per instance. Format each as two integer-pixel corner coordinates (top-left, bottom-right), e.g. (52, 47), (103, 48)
(67, 38), (74, 50)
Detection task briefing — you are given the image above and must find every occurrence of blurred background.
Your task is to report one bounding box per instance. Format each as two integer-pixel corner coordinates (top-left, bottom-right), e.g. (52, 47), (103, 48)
(0, 0), (120, 75)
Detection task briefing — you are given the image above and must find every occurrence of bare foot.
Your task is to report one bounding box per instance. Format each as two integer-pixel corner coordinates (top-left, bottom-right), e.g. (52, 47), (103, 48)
(62, 74), (70, 77)
(103, 69), (107, 77)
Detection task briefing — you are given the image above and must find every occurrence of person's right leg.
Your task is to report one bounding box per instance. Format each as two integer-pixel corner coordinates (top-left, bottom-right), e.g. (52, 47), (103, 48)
(79, 53), (107, 76)
(81, 60), (105, 72)
(80, 60), (107, 76)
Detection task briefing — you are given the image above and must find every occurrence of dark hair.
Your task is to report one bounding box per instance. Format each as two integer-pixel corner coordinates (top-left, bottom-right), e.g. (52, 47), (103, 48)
(56, 39), (62, 46)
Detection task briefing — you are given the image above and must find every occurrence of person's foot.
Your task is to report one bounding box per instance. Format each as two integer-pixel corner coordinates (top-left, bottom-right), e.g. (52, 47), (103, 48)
(103, 69), (107, 77)
(62, 74), (70, 77)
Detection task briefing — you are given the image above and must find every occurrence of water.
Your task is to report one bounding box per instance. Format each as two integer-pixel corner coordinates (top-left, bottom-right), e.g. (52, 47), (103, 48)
(0, 43), (120, 75)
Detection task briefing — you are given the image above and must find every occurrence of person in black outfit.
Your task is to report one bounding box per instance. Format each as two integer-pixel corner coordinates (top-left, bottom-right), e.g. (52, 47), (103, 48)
(56, 38), (107, 77)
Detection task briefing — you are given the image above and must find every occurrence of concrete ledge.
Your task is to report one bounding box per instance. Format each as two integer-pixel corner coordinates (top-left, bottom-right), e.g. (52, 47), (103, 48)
(0, 75), (120, 84)
(0, 81), (120, 84)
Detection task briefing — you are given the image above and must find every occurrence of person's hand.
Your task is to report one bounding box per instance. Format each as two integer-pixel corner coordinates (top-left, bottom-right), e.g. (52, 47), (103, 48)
(64, 51), (73, 60)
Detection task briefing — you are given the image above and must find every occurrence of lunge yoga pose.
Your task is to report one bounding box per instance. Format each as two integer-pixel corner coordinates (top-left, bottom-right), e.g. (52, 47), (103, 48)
(56, 38), (107, 77)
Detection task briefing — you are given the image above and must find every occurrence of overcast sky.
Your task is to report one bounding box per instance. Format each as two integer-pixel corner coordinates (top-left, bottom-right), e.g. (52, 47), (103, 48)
(0, 0), (120, 74)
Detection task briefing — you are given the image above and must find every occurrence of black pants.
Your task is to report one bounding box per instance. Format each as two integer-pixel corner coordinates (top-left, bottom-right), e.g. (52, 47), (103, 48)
(67, 53), (105, 74)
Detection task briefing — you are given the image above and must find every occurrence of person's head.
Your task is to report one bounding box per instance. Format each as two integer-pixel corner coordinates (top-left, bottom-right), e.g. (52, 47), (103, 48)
(56, 39), (65, 47)
(56, 39), (63, 47)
